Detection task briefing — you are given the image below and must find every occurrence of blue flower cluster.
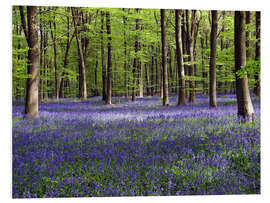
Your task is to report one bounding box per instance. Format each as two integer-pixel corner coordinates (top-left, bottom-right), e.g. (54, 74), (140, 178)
(12, 94), (260, 198)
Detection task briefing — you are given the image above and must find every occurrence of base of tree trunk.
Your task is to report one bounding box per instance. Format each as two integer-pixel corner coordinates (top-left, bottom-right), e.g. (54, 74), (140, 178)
(24, 113), (39, 119)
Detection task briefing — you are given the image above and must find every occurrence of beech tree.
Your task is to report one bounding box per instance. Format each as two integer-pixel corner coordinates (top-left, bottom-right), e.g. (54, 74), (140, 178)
(175, 10), (186, 105)
(105, 11), (112, 105)
(100, 11), (107, 101)
(234, 11), (254, 121)
(49, 13), (59, 99)
(160, 9), (169, 106)
(19, 6), (39, 118)
(185, 10), (197, 104)
(131, 9), (140, 102)
(71, 7), (87, 100)
(59, 8), (74, 98)
(209, 10), (217, 108)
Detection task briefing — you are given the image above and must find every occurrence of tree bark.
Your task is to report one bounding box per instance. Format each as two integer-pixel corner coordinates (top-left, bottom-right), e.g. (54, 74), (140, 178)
(201, 37), (206, 94)
(234, 11), (254, 121)
(59, 8), (73, 98)
(105, 11), (112, 104)
(254, 11), (260, 97)
(132, 10), (140, 102)
(23, 6), (39, 118)
(155, 47), (159, 95)
(123, 10), (129, 100)
(145, 64), (150, 96)
(186, 10), (197, 104)
(49, 17), (59, 99)
(43, 30), (48, 99)
(39, 13), (43, 102)
(151, 46), (155, 96)
(209, 10), (217, 108)
(100, 11), (107, 101)
(182, 14), (189, 99)
(168, 46), (173, 93)
(160, 9), (169, 106)
(71, 7), (87, 100)
(94, 57), (98, 96)
(175, 10), (186, 105)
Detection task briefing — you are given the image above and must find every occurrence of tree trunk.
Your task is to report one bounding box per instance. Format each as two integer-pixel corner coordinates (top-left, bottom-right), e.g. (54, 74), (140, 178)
(100, 11), (107, 101)
(123, 10), (129, 100)
(186, 10), (197, 104)
(145, 64), (150, 96)
(182, 15), (189, 99)
(201, 37), (206, 94)
(234, 11), (254, 121)
(59, 8), (73, 98)
(39, 15), (43, 102)
(151, 46), (155, 96)
(94, 58), (98, 96)
(49, 18), (59, 99)
(43, 30), (48, 99)
(23, 6), (39, 118)
(175, 10), (186, 105)
(161, 9), (169, 106)
(132, 10), (140, 102)
(209, 10), (217, 108)
(71, 7), (87, 100)
(139, 65), (143, 97)
(106, 11), (112, 104)
(254, 11), (260, 97)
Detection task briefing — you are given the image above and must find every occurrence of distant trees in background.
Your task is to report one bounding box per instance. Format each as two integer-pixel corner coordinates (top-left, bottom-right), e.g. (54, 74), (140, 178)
(12, 6), (260, 120)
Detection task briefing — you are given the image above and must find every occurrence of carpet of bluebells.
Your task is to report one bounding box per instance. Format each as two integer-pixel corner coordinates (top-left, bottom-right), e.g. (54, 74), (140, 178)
(12, 94), (260, 198)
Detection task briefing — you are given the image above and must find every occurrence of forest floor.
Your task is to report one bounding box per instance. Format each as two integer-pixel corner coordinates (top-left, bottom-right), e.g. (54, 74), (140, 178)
(12, 94), (260, 198)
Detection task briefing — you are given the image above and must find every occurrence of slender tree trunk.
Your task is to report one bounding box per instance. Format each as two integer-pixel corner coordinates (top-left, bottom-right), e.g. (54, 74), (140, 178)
(100, 11), (107, 101)
(151, 46), (155, 96)
(43, 30), (48, 99)
(59, 8), (73, 98)
(106, 11), (112, 105)
(71, 7), (87, 100)
(209, 10), (217, 108)
(145, 64), (150, 96)
(160, 62), (163, 99)
(94, 58), (98, 96)
(234, 11), (254, 121)
(22, 6), (39, 118)
(201, 37), (206, 94)
(167, 46), (172, 94)
(155, 48), (159, 95)
(254, 11), (260, 97)
(161, 9), (169, 106)
(224, 41), (230, 94)
(39, 16), (43, 102)
(123, 10), (129, 100)
(182, 16), (189, 99)
(219, 12), (227, 94)
(132, 10), (140, 102)
(138, 11), (143, 98)
(175, 10), (186, 105)
(204, 30), (209, 95)
(49, 18), (59, 99)
(186, 10), (197, 104)
(139, 64), (143, 97)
